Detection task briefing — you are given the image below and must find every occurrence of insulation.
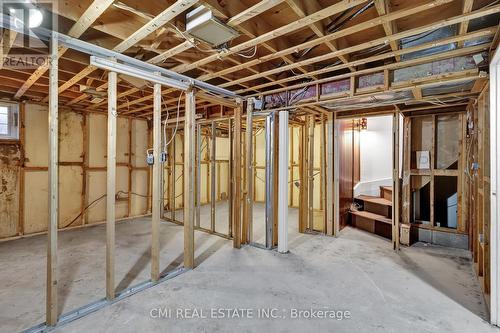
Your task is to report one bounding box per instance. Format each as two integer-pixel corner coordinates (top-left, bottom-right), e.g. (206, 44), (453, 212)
(400, 25), (457, 61)
(322, 91), (413, 111)
(394, 55), (477, 83)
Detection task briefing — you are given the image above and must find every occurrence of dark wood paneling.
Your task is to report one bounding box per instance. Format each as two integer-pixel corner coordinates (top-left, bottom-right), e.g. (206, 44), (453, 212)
(339, 119), (360, 228)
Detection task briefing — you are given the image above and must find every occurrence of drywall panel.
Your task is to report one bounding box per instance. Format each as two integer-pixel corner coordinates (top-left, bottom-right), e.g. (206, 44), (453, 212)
(23, 171), (48, 234)
(0, 144), (20, 238)
(24, 104), (48, 167)
(131, 170), (148, 216)
(59, 111), (83, 163)
(116, 117), (129, 164)
(132, 119), (148, 168)
(59, 166), (83, 228)
(88, 114), (107, 168)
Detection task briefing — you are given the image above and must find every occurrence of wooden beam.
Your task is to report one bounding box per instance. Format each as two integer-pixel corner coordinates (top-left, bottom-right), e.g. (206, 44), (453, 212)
(232, 99), (243, 248)
(375, 0), (400, 61)
(14, 0), (115, 98)
(46, 32), (59, 327)
(286, 0), (355, 71)
(106, 68), (117, 300)
(228, 0), (285, 26)
(151, 78), (162, 281)
(113, 0), (198, 53)
(199, 0), (454, 86)
(184, 89), (196, 268)
(458, 0), (475, 47)
(234, 22), (494, 93)
(57, 0), (195, 96)
(172, 0), (368, 73)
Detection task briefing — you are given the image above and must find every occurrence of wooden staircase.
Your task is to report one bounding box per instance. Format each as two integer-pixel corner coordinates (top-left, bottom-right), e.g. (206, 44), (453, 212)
(350, 186), (392, 239)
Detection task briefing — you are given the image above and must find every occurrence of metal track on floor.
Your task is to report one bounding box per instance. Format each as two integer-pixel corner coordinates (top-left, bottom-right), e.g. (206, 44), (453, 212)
(21, 267), (188, 333)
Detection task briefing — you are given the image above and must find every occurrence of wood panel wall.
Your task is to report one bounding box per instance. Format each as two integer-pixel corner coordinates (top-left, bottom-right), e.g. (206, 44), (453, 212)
(339, 119), (360, 228)
(468, 84), (490, 306)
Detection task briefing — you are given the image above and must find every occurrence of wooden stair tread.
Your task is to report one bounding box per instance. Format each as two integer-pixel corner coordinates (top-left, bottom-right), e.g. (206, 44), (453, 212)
(355, 195), (392, 206)
(350, 210), (392, 224)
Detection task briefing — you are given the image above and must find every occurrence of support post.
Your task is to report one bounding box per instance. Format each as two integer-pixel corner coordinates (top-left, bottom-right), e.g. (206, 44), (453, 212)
(490, 50), (500, 326)
(232, 99), (242, 248)
(151, 80), (161, 281)
(210, 121), (216, 232)
(244, 99), (254, 243)
(184, 89), (196, 268)
(196, 124), (201, 227)
(333, 112), (340, 237)
(326, 113), (334, 236)
(46, 32), (59, 326)
(299, 118), (308, 233)
(278, 110), (289, 253)
(265, 113), (275, 248)
(106, 66), (117, 300)
(308, 115), (315, 231)
(392, 111), (400, 250)
(228, 118), (233, 237)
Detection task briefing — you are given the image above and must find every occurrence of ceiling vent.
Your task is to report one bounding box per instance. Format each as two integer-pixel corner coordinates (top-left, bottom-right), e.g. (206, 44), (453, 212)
(185, 5), (239, 47)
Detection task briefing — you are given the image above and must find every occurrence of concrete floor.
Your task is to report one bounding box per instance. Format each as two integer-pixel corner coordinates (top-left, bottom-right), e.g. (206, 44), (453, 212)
(0, 204), (494, 332)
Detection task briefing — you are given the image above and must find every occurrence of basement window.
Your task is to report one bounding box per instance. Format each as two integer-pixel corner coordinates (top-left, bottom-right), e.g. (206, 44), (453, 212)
(0, 102), (19, 140)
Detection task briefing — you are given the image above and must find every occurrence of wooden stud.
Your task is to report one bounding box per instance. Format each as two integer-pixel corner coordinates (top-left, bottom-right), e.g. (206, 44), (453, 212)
(151, 80), (162, 281)
(232, 99), (243, 248)
(243, 99), (254, 244)
(333, 112), (340, 237)
(17, 102), (25, 236)
(326, 113), (334, 236)
(299, 118), (307, 233)
(106, 67), (117, 300)
(392, 111), (400, 250)
(81, 113), (89, 225)
(184, 89), (196, 268)
(46, 32), (59, 326)
(127, 118), (132, 217)
(308, 115), (315, 231)
(211, 121), (216, 232)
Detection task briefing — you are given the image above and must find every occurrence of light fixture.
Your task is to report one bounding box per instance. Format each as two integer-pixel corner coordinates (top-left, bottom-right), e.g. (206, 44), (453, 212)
(185, 5), (239, 47)
(10, 7), (43, 29)
(29, 8), (43, 28)
(360, 118), (368, 130)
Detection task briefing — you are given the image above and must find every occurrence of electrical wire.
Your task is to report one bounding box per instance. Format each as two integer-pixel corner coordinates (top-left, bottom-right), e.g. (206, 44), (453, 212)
(62, 191), (151, 229)
(236, 45), (258, 58)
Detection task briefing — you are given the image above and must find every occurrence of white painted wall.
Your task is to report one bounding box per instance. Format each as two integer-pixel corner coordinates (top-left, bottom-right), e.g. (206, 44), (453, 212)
(355, 115), (393, 197)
